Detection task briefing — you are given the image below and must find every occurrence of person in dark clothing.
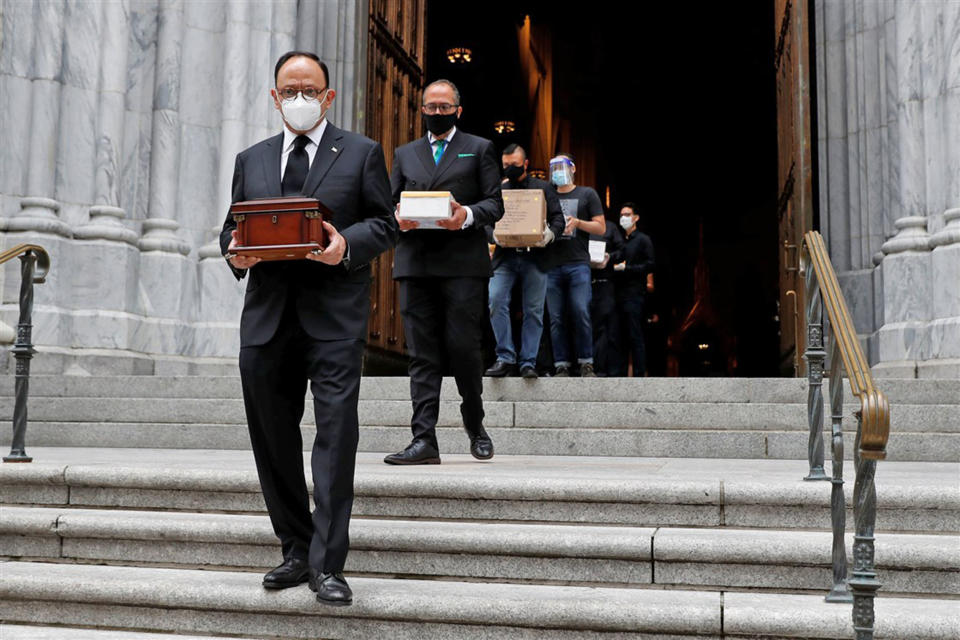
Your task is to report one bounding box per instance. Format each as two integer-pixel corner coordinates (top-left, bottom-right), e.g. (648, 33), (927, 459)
(385, 79), (504, 465)
(612, 203), (655, 376)
(485, 144), (565, 378)
(589, 217), (625, 376)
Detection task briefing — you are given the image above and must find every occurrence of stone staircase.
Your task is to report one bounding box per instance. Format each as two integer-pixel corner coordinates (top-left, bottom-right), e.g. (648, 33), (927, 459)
(1, 376), (958, 639)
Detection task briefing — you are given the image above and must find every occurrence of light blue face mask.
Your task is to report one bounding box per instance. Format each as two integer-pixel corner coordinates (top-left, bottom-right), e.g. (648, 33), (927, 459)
(549, 156), (574, 186)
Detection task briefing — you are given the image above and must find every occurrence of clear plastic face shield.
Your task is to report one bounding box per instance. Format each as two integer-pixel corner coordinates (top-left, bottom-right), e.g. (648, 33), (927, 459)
(550, 156), (574, 187)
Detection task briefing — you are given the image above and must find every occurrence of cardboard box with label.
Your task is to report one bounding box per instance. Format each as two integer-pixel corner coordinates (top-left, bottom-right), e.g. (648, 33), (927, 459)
(399, 191), (453, 228)
(496, 189), (547, 248)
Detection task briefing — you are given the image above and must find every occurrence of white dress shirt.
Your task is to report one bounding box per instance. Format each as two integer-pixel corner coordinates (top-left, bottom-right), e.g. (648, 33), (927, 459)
(427, 126), (474, 229)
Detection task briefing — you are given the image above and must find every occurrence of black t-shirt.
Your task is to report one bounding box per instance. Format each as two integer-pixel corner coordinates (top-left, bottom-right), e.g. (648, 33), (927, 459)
(547, 186), (604, 266)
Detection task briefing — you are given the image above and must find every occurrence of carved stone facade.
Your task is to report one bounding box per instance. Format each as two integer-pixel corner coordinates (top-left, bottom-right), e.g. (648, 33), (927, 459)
(814, 0), (960, 378)
(0, 0), (365, 373)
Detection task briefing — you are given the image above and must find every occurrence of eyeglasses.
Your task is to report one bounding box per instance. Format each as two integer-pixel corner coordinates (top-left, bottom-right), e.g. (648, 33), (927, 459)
(422, 103), (459, 115)
(277, 87), (327, 100)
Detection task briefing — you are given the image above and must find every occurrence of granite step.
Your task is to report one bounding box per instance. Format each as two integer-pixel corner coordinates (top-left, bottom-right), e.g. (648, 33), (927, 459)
(8, 418), (958, 462)
(1, 561), (957, 639)
(6, 397), (957, 433)
(0, 626), (231, 640)
(2, 506), (956, 595)
(5, 375), (958, 405)
(2, 450), (957, 533)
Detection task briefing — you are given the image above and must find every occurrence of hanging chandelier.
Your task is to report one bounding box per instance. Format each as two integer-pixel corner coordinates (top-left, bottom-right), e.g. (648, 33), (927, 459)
(446, 47), (472, 64)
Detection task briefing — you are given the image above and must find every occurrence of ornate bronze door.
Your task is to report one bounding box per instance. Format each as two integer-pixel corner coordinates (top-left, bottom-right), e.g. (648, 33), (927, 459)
(774, 0), (814, 375)
(365, 0), (426, 354)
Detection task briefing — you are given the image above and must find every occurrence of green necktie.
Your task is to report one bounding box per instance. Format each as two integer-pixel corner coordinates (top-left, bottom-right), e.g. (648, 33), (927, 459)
(433, 139), (447, 164)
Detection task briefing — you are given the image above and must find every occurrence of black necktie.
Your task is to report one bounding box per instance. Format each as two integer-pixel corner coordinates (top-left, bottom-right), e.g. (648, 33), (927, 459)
(281, 135), (310, 195)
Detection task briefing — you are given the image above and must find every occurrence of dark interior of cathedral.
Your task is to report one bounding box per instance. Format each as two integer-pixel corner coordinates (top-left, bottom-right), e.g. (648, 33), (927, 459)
(425, 2), (782, 376)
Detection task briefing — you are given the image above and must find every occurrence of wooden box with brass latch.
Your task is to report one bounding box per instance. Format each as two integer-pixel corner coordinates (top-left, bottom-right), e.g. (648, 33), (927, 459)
(227, 197), (331, 261)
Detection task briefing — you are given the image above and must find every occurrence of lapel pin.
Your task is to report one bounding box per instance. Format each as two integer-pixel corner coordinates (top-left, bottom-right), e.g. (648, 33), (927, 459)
(331, 146), (339, 153)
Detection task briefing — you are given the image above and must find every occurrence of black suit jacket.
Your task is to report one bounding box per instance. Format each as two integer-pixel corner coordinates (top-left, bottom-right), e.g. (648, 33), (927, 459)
(488, 176), (566, 272)
(390, 130), (504, 279)
(220, 123), (398, 347)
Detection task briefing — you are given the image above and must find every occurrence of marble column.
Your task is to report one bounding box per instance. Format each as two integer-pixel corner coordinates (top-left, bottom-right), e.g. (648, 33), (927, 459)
(877, 217), (932, 374)
(196, 0), (250, 358)
(135, 0), (192, 359)
(298, 0), (367, 134)
(75, 0), (138, 245)
(140, 0), (189, 255)
(817, 0), (959, 378)
(926, 208), (960, 376)
(3, 0), (70, 236)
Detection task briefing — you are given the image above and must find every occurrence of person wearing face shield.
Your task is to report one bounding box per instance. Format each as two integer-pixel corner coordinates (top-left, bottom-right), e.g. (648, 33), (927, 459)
(385, 79), (505, 466)
(484, 144), (565, 378)
(542, 154), (607, 376)
(610, 203), (656, 376)
(219, 51), (398, 606)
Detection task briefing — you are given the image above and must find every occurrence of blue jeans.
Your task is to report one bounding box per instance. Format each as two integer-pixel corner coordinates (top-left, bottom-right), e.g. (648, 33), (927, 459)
(488, 252), (548, 369)
(546, 262), (593, 366)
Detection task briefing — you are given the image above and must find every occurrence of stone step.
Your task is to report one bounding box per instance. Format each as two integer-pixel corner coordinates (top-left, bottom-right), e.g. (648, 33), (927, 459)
(8, 419), (958, 462)
(0, 625), (230, 640)
(1, 561), (957, 639)
(5, 375), (958, 405)
(3, 450), (957, 533)
(7, 396), (956, 432)
(2, 506), (956, 595)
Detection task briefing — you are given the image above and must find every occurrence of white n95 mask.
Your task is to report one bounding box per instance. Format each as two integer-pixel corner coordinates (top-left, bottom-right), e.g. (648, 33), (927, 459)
(281, 90), (328, 131)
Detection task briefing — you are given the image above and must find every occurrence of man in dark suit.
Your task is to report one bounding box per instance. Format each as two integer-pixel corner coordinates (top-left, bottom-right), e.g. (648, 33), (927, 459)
(485, 143), (565, 379)
(384, 79), (504, 465)
(219, 51), (397, 606)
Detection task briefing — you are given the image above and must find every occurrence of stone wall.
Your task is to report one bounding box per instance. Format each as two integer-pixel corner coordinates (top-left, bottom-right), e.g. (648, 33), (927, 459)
(0, 0), (364, 373)
(814, 0), (959, 378)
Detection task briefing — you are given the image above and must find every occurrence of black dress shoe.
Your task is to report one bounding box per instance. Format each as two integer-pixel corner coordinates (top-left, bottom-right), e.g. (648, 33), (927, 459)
(484, 360), (517, 377)
(519, 365), (538, 379)
(315, 572), (352, 607)
(383, 439), (441, 465)
(469, 429), (494, 460)
(262, 557), (309, 590)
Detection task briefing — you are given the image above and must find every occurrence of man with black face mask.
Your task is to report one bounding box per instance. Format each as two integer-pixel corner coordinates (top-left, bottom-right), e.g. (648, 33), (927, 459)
(484, 144), (565, 378)
(385, 79), (504, 465)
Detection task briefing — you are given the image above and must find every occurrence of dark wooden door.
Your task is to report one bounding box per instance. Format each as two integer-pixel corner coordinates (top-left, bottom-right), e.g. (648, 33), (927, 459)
(366, 0), (426, 355)
(774, 0), (814, 375)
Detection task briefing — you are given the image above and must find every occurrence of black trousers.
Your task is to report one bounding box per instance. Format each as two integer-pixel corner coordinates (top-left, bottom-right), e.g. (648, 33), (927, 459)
(239, 305), (363, 573)
(590, 280), (620, 376)
(616, 292), (647, 376)
(399, 277), (486, 450)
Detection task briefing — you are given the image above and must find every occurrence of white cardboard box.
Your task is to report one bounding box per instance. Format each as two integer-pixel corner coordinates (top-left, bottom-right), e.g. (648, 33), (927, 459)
(399, 191), (453, 228)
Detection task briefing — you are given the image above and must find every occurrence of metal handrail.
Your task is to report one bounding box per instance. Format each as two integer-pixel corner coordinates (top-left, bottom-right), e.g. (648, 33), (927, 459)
(1, 244), (51, 463)
(801, 231), (890, 639)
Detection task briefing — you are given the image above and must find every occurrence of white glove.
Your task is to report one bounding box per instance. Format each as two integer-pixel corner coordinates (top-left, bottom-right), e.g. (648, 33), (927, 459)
(533, 227), (555, 248)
